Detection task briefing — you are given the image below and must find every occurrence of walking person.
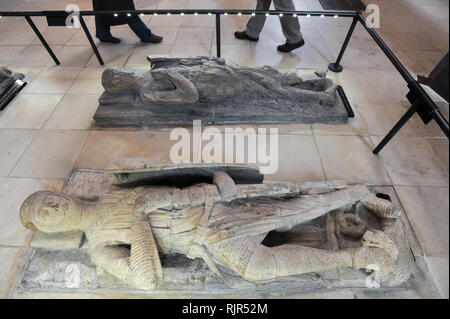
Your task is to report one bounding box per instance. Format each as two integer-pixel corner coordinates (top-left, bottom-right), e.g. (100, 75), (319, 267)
(93, 0), (163, 44)
(235, 0), (304, 53)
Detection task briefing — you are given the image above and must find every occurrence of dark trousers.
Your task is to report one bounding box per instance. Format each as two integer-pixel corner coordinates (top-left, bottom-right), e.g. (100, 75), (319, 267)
(95, 16), (153, 41)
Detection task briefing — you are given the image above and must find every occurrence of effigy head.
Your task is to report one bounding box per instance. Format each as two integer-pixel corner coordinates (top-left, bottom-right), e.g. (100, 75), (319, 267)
(20, 191), (79, 233)
(102, 68), (140, 94)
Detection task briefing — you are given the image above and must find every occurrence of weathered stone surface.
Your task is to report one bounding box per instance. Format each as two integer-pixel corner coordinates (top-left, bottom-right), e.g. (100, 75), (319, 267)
(0, 67), (24, 95)
(15, 167), (418, 295)
(30, 231), (85, 250)
(94, 57), (349, 127)
(0, 67), (26, 110)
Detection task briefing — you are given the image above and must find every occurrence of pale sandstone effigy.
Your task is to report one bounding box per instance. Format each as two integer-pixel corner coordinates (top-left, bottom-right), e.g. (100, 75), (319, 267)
(20, 160), (414, 290)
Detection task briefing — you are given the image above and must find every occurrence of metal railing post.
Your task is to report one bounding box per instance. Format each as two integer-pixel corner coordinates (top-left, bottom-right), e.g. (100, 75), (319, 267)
(79, 15), (104, 65)
(328, 16), (358, 73)
(25, 16), (60, 65)
(216, 13), (221, 58)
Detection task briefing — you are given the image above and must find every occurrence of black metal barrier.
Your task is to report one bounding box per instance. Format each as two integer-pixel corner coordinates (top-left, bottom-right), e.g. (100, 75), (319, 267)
(0, 9), (448, 154)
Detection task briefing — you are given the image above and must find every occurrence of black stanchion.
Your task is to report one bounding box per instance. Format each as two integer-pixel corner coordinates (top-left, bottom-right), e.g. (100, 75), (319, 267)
(216, 13), (221, 58)
(24, 16), (60, 65)
(328, 16), (358, 73)
(79, 15), (104, 65)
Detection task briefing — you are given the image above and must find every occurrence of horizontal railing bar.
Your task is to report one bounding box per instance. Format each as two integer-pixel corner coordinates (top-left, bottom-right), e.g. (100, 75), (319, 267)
(0, 9), (359, 17)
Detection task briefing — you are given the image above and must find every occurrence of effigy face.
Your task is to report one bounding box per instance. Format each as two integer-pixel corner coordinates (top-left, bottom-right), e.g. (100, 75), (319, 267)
(13, 160), (420, 296)
(94, 57), (350, 127)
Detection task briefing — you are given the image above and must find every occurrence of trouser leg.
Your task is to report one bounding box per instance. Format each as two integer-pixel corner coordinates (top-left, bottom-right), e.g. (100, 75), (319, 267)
(245, 0), (272, 39)
(244, 244), (354, 281)
(128, 17), (153, 41)
(95, 16), (113, 40)
(273, 0), (303, 43)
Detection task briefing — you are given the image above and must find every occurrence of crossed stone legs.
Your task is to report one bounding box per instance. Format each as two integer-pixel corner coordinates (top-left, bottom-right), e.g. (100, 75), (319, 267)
(204, 185), (400, 285)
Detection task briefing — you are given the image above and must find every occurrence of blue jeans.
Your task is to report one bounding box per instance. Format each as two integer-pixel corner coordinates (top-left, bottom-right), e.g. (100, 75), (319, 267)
(95, 16), (153, 41)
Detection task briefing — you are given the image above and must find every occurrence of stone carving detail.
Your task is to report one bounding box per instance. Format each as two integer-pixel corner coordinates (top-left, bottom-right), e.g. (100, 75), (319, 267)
(0, 67), (26, 110)
(20, 161), (413, 290)
(94, 57), (349, 126)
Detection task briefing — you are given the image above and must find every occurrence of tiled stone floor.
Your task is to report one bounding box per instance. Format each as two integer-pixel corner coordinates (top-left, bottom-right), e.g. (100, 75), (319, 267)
(0, 0), (448, 299)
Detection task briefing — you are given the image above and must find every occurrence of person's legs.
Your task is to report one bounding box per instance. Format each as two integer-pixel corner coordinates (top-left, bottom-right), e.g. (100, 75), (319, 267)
(245, 0), (272, 39)
(95, 16), (113, 41)
(128, 17), (154, 42)
(273, 0), (303, 44)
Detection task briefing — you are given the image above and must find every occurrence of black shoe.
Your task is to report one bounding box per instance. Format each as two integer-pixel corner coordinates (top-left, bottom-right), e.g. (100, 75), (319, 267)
(100, 37), (121, 44)
(277, 39), (305, 53)
(234, 31), (259, 42)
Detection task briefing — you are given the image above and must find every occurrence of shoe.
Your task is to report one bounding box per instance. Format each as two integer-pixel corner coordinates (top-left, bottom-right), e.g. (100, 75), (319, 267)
(142, 35), (163, 44)
(277, 39), (305, 53)
(99, 37), (121, 44)
(234, 31), (259, 42)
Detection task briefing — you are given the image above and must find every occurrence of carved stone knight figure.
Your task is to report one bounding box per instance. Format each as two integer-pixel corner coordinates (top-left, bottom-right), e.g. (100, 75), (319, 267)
(94, 57), (349, 126)
(0, 66), (26, 110)
(20, 161), (412, 290)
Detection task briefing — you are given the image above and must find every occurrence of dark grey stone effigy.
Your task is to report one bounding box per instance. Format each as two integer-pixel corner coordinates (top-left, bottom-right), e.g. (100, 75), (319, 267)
(0, 67), (26, 111)
(94, 57), (350, 127)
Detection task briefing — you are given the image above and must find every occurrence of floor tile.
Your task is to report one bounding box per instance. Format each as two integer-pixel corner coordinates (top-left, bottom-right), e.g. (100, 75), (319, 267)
(43, 94), (100, 130)
(0, 130), (36, 176)
(266, 134), (325, 182)
(65, 27), (100, 46)
(0, 246), (29, 298)
(68, 68), (105, 94)
(31, 27), (77, 46)
(9, 45), (57, 67)
(425, 256), (449, 299)
(0, 26), (39, 46)
(86, 44), (135, 67)
(312, 107), (368, 136)
(55, 45), (94, 67)
(389, 31), (443, 51)
(170, 44), (211, 57)
(0, 94), (63, 129)
(404, 50), (447, 75)
(174, 27), (214, 45)
(315, 135), (392, 185)
(395, 186), (449, 257)
(0, 46), (26, 66)
(75, 131), (176, 170)
(24, 67), (82, 94)
(426, 138), (449, 173)
(338, 70), (409, 105)
(0, 177), (63, 247)
(341, 48), (406, 73)
(11, 130), (89, 178)
(258, 124), (312, 136)
(214, 44), (254, 66)
(371, 135), (449, 186)
(356, 101), (418, 137)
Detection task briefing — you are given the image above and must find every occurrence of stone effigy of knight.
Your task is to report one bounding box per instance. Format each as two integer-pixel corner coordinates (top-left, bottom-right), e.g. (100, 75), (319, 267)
(20, 160), (412, 290)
